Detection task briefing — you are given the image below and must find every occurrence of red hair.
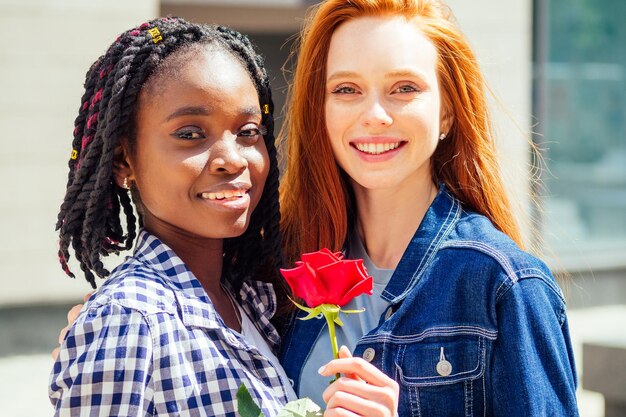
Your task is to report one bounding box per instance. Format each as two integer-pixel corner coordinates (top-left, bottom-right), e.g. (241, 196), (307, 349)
(279, 0), (523, 264)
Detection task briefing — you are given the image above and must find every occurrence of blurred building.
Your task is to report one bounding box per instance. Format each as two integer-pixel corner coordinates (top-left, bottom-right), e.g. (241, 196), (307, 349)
(0, 0), (623, 416)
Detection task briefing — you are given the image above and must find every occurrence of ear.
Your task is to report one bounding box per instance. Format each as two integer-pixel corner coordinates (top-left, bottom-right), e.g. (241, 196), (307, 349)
(440, 105), (455, 137)
(112, 140), (135, 189)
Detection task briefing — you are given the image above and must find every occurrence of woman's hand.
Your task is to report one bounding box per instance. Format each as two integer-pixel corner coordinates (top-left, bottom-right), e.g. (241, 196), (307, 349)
(320, 346), (399, 417)
(51, 293), (91, 360)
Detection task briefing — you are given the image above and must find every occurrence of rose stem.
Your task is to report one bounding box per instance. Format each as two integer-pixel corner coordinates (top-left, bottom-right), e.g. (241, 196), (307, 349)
(323, 307), (341, 381)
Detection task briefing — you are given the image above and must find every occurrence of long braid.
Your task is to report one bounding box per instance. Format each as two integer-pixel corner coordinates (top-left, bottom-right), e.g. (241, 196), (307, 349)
(57, 17), (287, 320)
(81, 41), (159, 279)
(58, 18), (209, 287)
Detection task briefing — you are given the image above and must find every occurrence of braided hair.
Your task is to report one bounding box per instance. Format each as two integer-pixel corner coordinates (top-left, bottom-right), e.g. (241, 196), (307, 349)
(56, 17), (284, 298)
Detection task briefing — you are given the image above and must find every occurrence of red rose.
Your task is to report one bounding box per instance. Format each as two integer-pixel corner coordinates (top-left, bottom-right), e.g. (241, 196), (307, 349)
(280, 248), (373, 307)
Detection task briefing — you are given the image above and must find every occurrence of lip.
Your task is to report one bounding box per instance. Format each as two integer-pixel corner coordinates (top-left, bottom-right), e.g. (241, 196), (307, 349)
(350, 136), (407, 162)
(197, 182), (252, 211)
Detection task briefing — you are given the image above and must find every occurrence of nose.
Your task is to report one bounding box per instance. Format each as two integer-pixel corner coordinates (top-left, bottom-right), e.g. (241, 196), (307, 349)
(207, 134), (247, 174)
(361, 94), (393, 127)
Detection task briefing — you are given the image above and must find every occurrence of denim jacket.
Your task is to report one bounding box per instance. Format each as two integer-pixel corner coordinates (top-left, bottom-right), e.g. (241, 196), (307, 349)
(280, 186), (579, 416)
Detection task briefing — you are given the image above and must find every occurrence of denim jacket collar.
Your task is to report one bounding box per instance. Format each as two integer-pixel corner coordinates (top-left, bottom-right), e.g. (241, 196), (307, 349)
(380, 184), (462, 304)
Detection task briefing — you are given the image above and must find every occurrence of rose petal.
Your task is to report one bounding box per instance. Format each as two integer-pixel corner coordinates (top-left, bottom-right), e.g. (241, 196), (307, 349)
(338, 276), (373, 306)
(280, 263), (328, 307)
(333, 251), (344, 260)
(316, 259), (371, 305)
(300, 248), (342, 269)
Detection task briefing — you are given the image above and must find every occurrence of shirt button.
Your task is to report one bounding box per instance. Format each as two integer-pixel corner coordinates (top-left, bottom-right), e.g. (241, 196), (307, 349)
(226, 334), (240, 347)
(363, 347), (376, 362)
(436, 359), (452, 376)
(384, 308), (393, 320)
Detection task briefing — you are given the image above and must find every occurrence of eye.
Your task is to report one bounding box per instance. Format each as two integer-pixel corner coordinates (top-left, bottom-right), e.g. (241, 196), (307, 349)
(238, 124), (267, 142)
(173, 127), (205, 140)
(393, 84), (420, 94)
(331, 85), (358, 95)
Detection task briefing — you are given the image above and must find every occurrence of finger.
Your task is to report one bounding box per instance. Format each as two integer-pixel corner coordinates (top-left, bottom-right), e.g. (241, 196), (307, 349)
(83, 292), (93, 303)
(324, 387), (390, 417)
(322, 377), (396, 411)
(51, 347), (60, 361)
(58, 325), (70, 345)
(338, 345), (352, 359)
(319, 357), (396, 388)
(323, 408), (360, 417)
(67, 304), (83, 325)
(337, 346), (358, 380)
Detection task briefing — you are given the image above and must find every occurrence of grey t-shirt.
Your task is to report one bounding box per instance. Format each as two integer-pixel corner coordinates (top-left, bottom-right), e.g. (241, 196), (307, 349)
(298, 232), (393, 406)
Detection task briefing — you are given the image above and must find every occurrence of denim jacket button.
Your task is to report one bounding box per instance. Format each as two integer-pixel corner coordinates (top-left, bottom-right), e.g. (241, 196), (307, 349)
(436, 359), (452, 376)
(363, 347), (376, 362)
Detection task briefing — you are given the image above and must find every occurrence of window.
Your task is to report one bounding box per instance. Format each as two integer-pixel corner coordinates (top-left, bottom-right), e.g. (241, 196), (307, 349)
(533, 0), (626, 269)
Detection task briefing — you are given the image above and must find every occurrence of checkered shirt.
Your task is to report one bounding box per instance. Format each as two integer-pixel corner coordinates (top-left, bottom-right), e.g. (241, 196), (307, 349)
(49, 230), (289, 417)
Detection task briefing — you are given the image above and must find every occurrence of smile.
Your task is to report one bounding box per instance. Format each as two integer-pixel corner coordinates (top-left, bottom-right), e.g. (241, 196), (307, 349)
(352, 141), (405, 155)
(199, 190), (247, 201)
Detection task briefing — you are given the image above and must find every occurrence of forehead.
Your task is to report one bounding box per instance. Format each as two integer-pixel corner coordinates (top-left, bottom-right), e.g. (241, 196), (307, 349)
(141, 46), (258, 105)
(327, 15), (438, 77)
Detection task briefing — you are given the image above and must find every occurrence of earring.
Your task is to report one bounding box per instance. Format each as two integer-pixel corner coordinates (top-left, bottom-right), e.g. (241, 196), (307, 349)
(122, 177), (130, 190)
(439, 133), (447, 141)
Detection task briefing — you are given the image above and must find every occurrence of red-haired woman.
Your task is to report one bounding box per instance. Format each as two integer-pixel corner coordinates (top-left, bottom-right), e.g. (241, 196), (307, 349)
(279, 0), (579, 415)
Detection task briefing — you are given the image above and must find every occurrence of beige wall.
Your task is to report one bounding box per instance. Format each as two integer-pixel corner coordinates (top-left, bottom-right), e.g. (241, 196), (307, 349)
(0, 0), (158, 306)
(447, 0), (534, 244)
(0, 0), (532, 306)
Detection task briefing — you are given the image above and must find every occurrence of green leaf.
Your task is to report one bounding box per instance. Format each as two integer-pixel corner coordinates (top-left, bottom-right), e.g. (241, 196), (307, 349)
(298, 308), (324, 321)
(276, 398), (323, 417)
(237, 384), (265, 417)
(289, 298), (324, 321)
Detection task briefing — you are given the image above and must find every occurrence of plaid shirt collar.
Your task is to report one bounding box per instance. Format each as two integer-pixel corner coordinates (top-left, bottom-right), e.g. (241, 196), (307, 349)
(132, 229), (281, 350)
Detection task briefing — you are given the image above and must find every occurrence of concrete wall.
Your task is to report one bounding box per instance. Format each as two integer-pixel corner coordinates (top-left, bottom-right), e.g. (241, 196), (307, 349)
(447, 0), (535, 245)
(0, 0), (158, 306)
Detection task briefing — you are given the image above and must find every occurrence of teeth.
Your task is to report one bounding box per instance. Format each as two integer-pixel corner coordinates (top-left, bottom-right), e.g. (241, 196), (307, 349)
(200, 190), (246, 200)
(355, 142), (401, 155)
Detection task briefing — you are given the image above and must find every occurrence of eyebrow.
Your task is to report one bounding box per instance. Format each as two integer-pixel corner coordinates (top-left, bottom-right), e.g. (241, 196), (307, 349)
(240, 106), (262, 116)
(384, 69), (428, 81)
(326, 69), (429, 83)
(164, 105), (261, 122)
(326, 71), (359, 84)
(165, 106), (211, 122)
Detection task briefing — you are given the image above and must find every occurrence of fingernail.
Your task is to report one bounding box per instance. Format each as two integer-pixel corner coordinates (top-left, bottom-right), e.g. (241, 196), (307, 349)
(317, 365), (326, 375)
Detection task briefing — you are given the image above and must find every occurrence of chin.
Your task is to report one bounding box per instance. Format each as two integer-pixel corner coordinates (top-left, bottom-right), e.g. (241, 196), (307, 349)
(225, 216), (253, 238)
(350, 175), (399, 191)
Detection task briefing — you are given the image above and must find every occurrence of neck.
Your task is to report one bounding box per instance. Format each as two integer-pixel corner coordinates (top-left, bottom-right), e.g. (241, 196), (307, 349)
(143, 220), (242, 331)
(352, 178), (437, 270)
(143, 218), (225, 296)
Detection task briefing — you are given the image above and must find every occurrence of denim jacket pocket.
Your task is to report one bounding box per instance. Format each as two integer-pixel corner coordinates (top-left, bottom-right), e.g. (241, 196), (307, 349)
(393, 329), (492, 417)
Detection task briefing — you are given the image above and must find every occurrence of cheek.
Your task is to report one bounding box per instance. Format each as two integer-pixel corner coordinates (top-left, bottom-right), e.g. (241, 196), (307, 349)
(246, 144), (270, 185)
(402, 101), (440, 137)
(324, 102), (344, 151)
(325, 99), (338, 133)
